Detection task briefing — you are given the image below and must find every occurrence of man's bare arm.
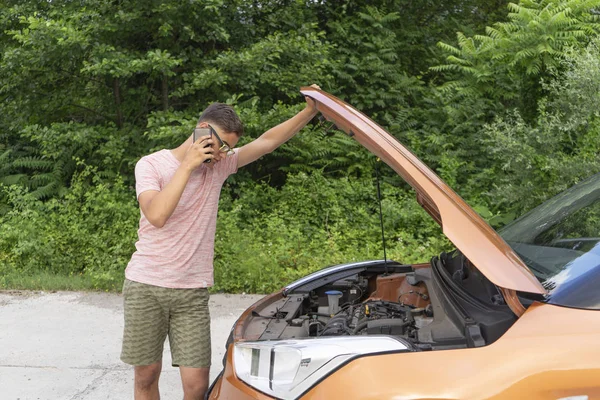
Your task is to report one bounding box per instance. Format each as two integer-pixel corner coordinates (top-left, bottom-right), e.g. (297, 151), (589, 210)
(138, 167), (191, 228)
(140, 136), (214, 228)
(237, 88), (319, 168)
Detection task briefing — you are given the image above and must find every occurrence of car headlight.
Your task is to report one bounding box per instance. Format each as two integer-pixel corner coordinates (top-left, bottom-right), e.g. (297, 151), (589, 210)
(233, 336), (409, 399)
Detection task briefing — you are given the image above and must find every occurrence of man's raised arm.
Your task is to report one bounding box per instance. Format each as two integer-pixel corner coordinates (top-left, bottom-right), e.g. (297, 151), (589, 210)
(237, 86), (319, 168)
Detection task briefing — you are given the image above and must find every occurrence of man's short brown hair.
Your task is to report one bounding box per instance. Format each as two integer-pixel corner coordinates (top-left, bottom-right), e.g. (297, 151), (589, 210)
(198, 103), (244, 137)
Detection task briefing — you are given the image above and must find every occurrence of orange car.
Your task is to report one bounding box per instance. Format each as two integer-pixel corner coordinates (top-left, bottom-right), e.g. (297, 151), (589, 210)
(207, 88), (600, 399)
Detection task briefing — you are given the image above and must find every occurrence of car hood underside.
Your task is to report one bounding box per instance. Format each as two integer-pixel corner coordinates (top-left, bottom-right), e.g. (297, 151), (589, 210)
(300, 87), (545, 295)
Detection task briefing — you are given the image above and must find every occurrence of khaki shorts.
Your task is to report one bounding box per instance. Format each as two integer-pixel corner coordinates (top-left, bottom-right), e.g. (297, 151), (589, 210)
(120, 279), (211, 368)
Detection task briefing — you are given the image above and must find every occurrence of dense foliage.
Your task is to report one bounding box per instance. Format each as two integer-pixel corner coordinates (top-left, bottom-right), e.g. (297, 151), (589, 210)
(1, 0), (600, 292)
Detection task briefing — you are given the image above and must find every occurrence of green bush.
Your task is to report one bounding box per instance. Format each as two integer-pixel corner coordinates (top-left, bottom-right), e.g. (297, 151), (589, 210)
(213, 171), (449, 293)
(0, 169), (453, 293)
(0, 166), (139, 290)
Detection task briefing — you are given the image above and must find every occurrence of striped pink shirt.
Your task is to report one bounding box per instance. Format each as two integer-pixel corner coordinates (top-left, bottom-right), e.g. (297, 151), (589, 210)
(125, 149), (238, 288)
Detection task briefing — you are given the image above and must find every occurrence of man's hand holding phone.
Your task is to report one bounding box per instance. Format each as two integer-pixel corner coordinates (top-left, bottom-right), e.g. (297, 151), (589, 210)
(183, 128), (214, 171)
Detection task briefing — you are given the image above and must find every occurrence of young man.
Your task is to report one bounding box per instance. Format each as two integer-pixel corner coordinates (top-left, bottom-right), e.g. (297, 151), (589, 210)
(120, 87), (319, 400)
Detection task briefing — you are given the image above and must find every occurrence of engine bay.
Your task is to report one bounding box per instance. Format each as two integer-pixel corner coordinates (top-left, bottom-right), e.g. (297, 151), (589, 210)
(240, 258), (517, 350)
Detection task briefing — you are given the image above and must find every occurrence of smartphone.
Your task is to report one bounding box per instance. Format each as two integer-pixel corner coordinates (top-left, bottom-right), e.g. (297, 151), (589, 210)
(193, 128), (213, 163)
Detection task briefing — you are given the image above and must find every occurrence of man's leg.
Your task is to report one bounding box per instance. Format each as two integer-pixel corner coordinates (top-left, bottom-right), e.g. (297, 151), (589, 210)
(134, 361), (162, 400)
(179, 366), (210, 400)
(121, 280), (170, 400)
(169, 287), (212, 399)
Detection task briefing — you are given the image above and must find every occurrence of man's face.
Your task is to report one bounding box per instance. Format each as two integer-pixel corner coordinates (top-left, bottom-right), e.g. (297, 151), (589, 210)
(196, 122), (240, 165)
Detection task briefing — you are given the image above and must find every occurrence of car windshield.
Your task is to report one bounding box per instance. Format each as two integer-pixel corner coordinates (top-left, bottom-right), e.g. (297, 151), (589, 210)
(499, 173), (600, 309)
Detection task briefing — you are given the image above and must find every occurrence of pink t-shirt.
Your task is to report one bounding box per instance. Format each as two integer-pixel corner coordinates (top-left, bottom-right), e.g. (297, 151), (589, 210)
(125, 148), (238, 288)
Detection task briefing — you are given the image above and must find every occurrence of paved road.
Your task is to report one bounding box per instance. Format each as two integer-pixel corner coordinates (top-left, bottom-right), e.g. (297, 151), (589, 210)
(0, 290), (264, 400)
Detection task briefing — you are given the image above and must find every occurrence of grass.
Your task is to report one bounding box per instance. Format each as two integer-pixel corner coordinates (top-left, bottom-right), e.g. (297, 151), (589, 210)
(0, 271), (235, 293)
(0, 271), (119, 292)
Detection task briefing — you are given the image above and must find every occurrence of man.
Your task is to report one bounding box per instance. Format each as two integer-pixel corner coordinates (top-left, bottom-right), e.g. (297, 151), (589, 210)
(121, 86), (319, 400)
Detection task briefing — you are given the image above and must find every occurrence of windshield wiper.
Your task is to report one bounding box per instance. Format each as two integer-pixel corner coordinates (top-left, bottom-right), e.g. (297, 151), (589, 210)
(511, 250), (551, 281)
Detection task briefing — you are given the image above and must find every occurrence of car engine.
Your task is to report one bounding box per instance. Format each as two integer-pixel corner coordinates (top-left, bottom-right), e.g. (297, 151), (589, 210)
(240, 258), (518, 350)
(318, 300), (419, 337)
(243, 270), (441, 347)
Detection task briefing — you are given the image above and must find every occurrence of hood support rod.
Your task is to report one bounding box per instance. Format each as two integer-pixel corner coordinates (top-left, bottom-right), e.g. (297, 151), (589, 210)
(375, 159), (388, 274)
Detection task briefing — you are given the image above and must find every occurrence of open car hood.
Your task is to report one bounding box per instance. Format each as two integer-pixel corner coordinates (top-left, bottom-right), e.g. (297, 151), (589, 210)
(301, 87), (546, 295)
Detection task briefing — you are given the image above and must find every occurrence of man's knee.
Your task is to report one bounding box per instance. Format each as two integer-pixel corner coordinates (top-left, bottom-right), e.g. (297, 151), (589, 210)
(134, 362), (162, 390)
(181, 367), (209, 398)
(182, 380), (208, 397)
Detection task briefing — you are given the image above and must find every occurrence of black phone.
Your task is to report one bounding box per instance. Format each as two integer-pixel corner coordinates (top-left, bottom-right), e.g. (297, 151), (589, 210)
(193, 128), (213, 163)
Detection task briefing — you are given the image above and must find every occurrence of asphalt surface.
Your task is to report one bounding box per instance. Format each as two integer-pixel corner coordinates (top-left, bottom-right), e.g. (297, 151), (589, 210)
(0, 290), (264, 400)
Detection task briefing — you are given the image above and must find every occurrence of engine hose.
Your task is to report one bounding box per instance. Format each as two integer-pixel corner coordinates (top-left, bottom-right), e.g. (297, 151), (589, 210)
(353, 319), (369, 334)
(328, 314), (349, 323)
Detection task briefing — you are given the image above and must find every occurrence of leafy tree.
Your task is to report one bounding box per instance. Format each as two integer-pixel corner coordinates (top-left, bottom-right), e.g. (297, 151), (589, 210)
(434, 0), (600, 119)
(397, 0), (600, 201)
(472, 38), (600, 220)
